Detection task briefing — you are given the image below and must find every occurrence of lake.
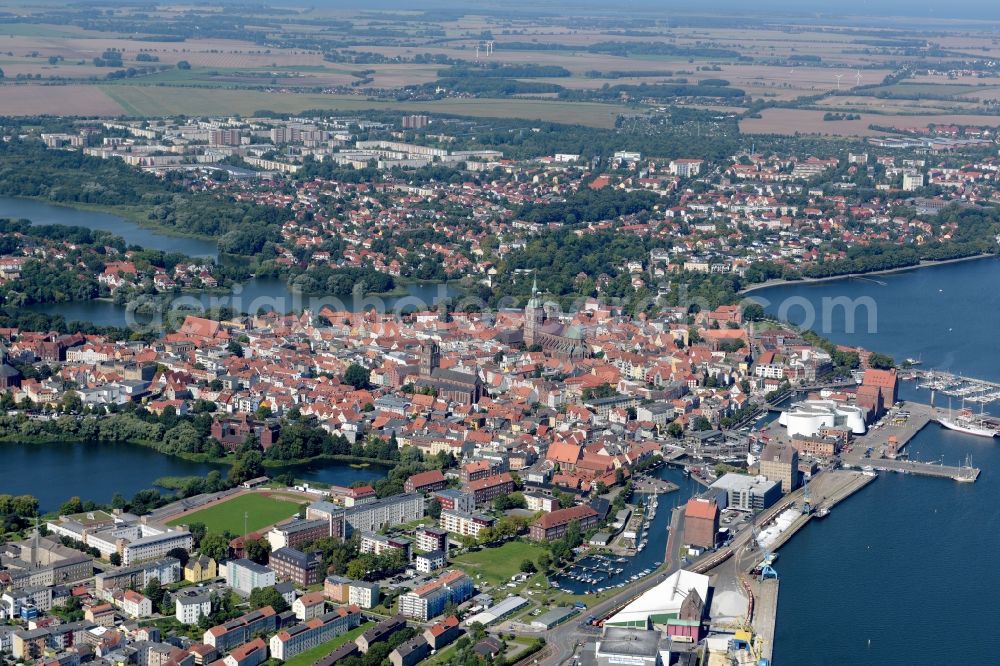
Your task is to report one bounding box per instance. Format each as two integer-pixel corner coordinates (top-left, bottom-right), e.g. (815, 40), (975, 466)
(0, 196), (459, 327)
(0, 440), (389, 512)
(753, 257), (1000, 663)
(27, 280), (461, 328)
(0, 196), (218, 258)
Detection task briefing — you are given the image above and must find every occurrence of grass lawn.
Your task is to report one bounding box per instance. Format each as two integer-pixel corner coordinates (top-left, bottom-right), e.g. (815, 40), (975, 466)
(423, 641), (461, 666)
(167, 493), (304, 534)
(281, 622), (373, 666)
(451, 541), (548, 586)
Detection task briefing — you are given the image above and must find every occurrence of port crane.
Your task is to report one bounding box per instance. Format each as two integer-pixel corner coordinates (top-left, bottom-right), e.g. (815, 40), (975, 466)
(801, 474), (813, 515)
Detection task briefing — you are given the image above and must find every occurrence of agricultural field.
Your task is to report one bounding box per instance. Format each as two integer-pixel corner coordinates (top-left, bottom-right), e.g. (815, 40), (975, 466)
(98, 86), (627, 127)
(5, 3), (1000, 136)
(0, 84), (125, 115)
(166, 492), (305, 534)
(450, 541), (548, 586)
(740, 108), (1000, 136)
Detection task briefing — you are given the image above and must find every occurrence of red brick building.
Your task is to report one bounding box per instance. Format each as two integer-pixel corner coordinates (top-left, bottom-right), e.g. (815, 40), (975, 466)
(466, 472), (514, 506)
(459, 460), (503, 483)
(404, 470), (447, 494)
(683, 498), (719, 549)
(528, 505), (598, 541)
(210, 415), (280, 451)
(858, 368), (898, 423)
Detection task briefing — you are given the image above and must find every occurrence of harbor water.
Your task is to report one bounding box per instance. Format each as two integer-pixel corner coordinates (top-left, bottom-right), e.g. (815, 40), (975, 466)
(755, 258), (1000, 663)
(551, 464), (701, 594)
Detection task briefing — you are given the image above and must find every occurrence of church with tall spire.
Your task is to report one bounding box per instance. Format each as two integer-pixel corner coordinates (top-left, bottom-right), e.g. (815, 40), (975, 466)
(521, 275), (588, 359)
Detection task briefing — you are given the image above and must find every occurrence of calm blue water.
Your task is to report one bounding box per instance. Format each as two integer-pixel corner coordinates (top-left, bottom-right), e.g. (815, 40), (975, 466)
(0, 195), (458, 326)
(28, 281), (460, 327)
(0, 196), (218, 258)
(552, 464), (701, 593)
(277, 460), (390, 490)
(754, 258), (1000, 664)
(749, 256), (1000, 379)
(0, 440), (389, 511)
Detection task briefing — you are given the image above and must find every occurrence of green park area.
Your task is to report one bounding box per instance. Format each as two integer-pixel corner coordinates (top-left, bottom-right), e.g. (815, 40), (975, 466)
(451, 541), (549, 586)
(166, 493), (304, 534)
(282, 622), (374, 666)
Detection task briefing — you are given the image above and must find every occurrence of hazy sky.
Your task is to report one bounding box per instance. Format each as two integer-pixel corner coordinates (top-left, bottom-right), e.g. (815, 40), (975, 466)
(329, 0), (1000, 21)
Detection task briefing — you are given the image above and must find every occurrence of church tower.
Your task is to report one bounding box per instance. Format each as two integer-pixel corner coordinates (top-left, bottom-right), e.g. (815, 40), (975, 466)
(524, 275), (545, 347)
(419, 341), (440, 377)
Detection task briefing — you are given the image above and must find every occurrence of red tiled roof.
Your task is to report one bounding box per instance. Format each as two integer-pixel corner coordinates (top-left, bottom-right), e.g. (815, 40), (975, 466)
(685, 498), (718, 520)
(533, 504), (597, 529)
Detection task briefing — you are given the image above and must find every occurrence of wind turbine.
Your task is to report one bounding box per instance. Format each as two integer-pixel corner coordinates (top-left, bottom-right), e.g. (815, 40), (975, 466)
(835, 74), (844, 91)
(855, 70), (863, 86)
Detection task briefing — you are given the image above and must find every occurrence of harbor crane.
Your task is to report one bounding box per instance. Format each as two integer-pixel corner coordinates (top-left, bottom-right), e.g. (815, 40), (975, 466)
(801, 474), (813, 515)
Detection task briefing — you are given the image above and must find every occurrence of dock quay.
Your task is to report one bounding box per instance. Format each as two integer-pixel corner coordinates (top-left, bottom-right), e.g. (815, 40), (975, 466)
(765, 399), (983, 482)
(838, 400), (982, 481)
(861, 458), (980, 481)
(749, 578), (778, 663)
(631, 477), (679, 494)
(765, 471), (876, 553)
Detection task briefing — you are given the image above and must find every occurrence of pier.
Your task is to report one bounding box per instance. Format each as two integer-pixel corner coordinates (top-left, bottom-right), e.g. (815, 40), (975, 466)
(763, 399), (983, 482)
(915, 369), (1000, 407)
(862, 458), (980, 481)
(839, 401), (982, 481)
(630, 474), (679, 495)
(749, 578), (778, 663)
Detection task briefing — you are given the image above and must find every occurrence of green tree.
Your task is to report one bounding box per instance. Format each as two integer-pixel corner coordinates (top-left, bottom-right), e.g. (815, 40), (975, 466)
(199, 533), (231, 562)
(109, 552), (122, 566)
(346, 558), (369, 580)
(868, 353), (895, 370)
(667, 421), (684, 438)
(742, 302), (766, 321)
(248, 586), (289, 613)
(228, 451), (264, 485)
(692, 415), (712, 431)
(520, 559), (537, 574)
(244, 538), (271, 565)
(344, 363), (370, 389)
(61, 391), (83, 414)
(166, 547), (190, 566)
(59, 496), (84, 515)
(143, 577), (165, 612)
(187, 522), (207, 548)
(426, 497), (442, 519)
(538, 553), (552, 572)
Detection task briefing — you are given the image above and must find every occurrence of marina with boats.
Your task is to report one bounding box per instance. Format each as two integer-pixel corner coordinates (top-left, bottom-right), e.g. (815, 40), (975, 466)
(917, 369), (1000, 406)
(911, 369), (1000, 437)
(549, 466), (695, 596)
